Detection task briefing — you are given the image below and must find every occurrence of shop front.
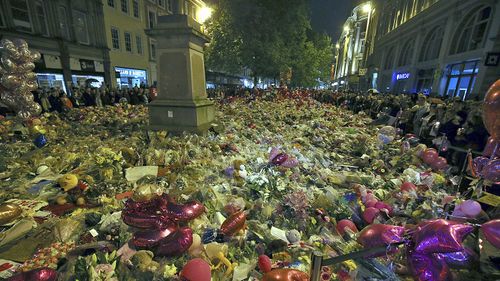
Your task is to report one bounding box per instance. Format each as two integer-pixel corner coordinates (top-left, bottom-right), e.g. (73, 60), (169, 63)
(34, 54), (67, 93)
(71, 59), (105, 88)
(415, 68), (435, 95)
(115, 67), (148, 89)
(392, 71), (412, 93)
(442, 60), (479, 100)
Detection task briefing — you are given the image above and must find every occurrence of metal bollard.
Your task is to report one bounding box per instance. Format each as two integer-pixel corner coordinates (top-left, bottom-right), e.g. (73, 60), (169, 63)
(310, 252), (323, 281)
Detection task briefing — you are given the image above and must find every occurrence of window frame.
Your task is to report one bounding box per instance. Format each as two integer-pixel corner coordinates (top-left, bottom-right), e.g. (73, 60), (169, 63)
(443, 60), (479, 100)
(398, 39), (414, 67)
(419, 26), (443, 62)
(124, 31), (133, 52)
(108, 0), (115, 8)
(450, 6), (492, 55)
(158, 0), (165, 9)
(383, 46), (395, 70)
(150, 38), (157, 60)
(166, 0), (172, 12)
(132, 0), (140, 18)
(10, 0), (33, 33)
(121, 0), (129, 14)
(111, 27), (121, 50)
(58, 5), (70, 40)
(136, 35), (143, 54)
(34, 0), (49, 36)
(73, 10), (90, 45)
(148, 8), (157, 29)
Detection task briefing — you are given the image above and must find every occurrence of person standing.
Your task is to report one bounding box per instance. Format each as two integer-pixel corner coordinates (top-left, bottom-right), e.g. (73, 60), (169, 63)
(39, 89), (51, 112)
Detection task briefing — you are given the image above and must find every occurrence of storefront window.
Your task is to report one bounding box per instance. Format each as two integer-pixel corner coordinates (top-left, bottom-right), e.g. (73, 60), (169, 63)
(115, 67), (147, 89)
(444, 60), (478, 100)
(416, 68), (434, 94)
(37, 73), (67, 93)
(72, 75), (104, 88)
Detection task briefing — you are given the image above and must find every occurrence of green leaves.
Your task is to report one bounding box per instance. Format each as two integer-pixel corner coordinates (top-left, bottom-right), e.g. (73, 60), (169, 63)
(205, 0), (333, 86)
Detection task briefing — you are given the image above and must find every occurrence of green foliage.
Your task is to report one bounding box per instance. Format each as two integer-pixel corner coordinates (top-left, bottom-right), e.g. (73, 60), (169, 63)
(205, 0), (333, 87)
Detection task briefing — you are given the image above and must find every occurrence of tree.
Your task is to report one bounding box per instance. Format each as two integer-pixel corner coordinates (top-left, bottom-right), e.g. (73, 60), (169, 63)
(205, 0), (333, 87)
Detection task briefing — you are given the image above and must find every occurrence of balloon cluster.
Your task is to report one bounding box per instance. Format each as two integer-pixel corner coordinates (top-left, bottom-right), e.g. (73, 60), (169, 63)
(470, 79), (500, 182)
(419, 148), (448, 171)
(0, 39), (42, 119)
(357, 219), (500, 281)
(121, 193), (204, 257)
(269, 147), (299, 168)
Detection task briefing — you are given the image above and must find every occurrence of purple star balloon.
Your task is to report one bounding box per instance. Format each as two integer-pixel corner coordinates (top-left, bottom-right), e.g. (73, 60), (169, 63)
(437, 247), (477, 269)
(407, 250), (450, 281)
(412, 219), (474, 254)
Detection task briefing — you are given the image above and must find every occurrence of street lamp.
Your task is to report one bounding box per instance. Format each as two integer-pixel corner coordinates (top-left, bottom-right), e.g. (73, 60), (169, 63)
(362, 2), (372, 13)
(197, 6), (213, 24)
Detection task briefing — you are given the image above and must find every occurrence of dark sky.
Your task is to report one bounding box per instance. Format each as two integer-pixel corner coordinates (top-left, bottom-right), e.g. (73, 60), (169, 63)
(310, 0), (358, 41)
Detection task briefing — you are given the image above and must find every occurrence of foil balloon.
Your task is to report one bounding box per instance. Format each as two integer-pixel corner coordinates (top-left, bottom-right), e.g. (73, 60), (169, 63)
(407, 251), (450, 281)
(34, 134), (47, 148)
(412, 219), (474, 254)
(0, 39), (41, 119)
(336, 219), (358, 236)
(0, 203), (22, 225)
(481, 219), (500, 249)
(431, 156), (448, 171)
(262, 268), (309, 281)
(272, 153), (289, 165)
(357, 224), (405, 257)
(472, 156), (490, 177)
(164, 200), (205, 222)
(180, 258), (211, 281)
(481, 159), (500, 182)
(459, 200), (481, 218)
(122, 195), (171, 229)
(483, 136), (500, 158)
(220, 210), (246, 236)
(422, 148), (438, 165)
(258, 254), (273, 273)
(7, 267), (57, 281)
(362, 207), (380, 224)
(155, 227), (193, 257)
(132, 224), (178, 249)
(438, 248), (477, 269)
(482, 79), (500, 141)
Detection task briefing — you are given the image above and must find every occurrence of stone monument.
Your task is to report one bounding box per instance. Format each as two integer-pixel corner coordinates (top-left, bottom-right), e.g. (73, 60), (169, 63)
(146, 15), (215, 134)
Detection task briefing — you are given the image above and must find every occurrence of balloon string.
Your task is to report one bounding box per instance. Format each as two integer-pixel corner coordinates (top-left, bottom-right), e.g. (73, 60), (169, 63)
(490, 143), (498, 161)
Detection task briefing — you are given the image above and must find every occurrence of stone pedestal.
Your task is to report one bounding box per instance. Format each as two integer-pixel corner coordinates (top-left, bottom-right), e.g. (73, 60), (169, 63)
(146, 15), (215, 133)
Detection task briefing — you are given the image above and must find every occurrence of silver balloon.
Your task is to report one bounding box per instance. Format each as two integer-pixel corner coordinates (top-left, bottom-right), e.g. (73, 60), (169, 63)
(0, 75), (22, 89)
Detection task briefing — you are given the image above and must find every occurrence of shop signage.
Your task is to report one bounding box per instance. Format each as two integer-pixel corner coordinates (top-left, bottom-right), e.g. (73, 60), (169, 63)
(396, 72), (410, 80)
(80, 59), (95, 72)
(115, 67), (147, 77)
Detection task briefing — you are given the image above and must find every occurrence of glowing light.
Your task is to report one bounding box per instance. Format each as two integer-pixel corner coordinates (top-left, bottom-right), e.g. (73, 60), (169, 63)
(335, 43), (340, 49)
(362, 2), (372, 13)
(343, 25), (350, 32)
(197, 6), (213, 24)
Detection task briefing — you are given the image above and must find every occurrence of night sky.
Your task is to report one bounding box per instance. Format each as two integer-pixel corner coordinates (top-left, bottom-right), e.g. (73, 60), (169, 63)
(310, 0), (358, 41)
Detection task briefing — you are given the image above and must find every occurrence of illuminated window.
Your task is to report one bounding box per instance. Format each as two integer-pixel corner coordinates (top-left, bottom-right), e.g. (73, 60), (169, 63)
(398, 39), (414, 66)
(10, 0), (32, 32)
(420, 27), (443, 61)
(450, 6), (491, 54)
(124, 32), (132, 52)
(35, 1), (49, 36)
(444, 61), (479, 100)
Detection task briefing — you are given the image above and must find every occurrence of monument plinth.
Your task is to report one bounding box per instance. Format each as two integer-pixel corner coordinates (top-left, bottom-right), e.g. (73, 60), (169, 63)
(146, 15), (215, 134)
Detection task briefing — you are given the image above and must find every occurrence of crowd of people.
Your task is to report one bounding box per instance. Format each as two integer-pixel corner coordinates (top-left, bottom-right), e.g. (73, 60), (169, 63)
(31, 84), (153, 113)
(23, 85), (489, 166)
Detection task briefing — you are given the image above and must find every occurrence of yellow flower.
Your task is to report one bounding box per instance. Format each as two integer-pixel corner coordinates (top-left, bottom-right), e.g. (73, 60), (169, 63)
(162, 264), (177, 278)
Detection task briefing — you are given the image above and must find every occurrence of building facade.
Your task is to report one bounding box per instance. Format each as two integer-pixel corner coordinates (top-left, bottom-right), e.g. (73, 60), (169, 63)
(0, 0), (109, 93)
(0, 0), (210, 91)
(333, 2), (374, 91)
(367, 0), (500, 100)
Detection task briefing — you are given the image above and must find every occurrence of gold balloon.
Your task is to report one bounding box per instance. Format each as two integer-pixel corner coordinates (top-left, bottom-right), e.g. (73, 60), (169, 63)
(0, 203), (22, 225)
(132, 184), (163, 202)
